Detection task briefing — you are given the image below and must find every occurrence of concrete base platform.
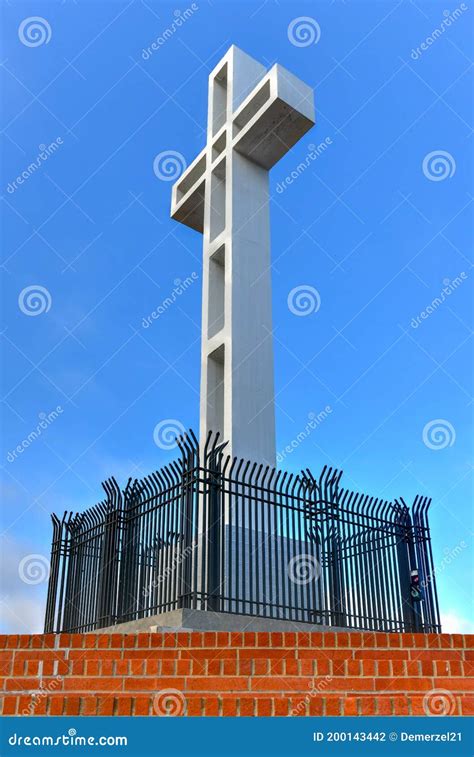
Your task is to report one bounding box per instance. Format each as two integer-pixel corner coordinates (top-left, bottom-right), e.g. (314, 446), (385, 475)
(94, 608), (345, 634)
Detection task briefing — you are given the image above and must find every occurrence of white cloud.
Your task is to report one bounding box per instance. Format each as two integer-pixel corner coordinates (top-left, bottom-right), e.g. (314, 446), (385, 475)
(440, 611), (474, 634)
(0, 536), (48, 634)
(0, 597), (44, 634)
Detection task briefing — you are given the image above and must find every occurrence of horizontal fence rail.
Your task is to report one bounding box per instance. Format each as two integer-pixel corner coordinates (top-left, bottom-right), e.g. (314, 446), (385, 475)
(44, 431), (441, 634)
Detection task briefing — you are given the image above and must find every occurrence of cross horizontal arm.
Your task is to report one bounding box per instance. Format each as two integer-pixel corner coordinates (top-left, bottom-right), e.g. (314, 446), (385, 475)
(171, 148), (206, 233)
(233, 63), (314, 169)
(170, 60), (315, 233)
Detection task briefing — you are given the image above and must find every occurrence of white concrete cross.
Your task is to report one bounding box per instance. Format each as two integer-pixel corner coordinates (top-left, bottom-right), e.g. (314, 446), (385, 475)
(171, 45), (315, 466)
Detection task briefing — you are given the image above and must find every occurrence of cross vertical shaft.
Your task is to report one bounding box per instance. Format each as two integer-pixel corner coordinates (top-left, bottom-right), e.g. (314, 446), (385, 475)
(171, 46), (315, 465)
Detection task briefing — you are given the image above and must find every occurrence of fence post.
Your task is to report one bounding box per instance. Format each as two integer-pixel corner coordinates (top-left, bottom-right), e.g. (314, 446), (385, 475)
(206, 446), (223, 613)
(176, 433), (197, 610)
(62, 515), (80, 632)
(43, 514), (66, 633)
(413, 496), (441, 633)
(405, 517), (424, 633)
(325, 469), (346, 628)
(96, 479), (122, 629)
(395, 501), (421, 632)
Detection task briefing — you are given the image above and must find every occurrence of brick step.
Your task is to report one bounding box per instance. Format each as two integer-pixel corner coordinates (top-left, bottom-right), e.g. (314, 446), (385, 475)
(1, 632), (472, 717)
(2, 658), (472, 679)
(0, 631), (469, 651)
(3, 649), (468, 663)
(3, 674), (473, 692)
(2, 692), (472, 717)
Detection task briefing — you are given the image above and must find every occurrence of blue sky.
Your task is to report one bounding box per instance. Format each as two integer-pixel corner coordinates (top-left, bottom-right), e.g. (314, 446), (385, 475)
(0, 0), (472, 635)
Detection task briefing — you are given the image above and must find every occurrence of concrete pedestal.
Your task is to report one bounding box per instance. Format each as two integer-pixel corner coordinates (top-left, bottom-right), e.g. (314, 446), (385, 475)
(93, 608), (344, 634)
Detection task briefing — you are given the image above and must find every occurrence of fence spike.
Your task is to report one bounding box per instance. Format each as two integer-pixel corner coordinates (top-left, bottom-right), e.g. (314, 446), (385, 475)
(234, 457), (245, 477)
(180, 431), (195, 459)
(141, 474), (155, 500)
(284, 472), (295, 496)
(203, 429), (214, 460)
(152, 469), (167, 492)
(187, 428), (199, 451)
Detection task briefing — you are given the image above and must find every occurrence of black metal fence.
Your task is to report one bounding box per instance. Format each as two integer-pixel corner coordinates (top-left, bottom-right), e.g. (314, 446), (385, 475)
(44, 431), (441, 634)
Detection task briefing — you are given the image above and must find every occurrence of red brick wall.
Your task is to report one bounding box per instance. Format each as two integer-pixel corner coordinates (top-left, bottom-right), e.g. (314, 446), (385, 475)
(1, 631), (472, 717)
